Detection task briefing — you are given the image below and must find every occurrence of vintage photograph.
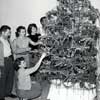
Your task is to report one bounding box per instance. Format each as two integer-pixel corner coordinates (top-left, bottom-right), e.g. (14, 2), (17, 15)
(0, 0), (100, 100)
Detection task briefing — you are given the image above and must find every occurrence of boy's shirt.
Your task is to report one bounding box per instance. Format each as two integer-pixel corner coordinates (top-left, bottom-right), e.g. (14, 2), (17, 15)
(0, 41), (4, 66)
(39, 27), (46, 36)
(0, 37), (12, 57)
(17, 68), (31, 90)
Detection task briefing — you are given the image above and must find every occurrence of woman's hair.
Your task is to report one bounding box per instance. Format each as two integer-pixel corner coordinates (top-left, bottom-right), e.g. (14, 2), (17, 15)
(16, 26), (26, 37)
(27, 23), (37, 35)
(14, 57), (25, 71)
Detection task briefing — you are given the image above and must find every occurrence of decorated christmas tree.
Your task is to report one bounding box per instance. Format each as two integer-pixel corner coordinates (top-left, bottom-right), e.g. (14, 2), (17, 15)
(39, 0), (100, 89)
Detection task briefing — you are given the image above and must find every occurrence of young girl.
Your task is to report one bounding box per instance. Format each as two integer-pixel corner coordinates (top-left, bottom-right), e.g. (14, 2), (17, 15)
(12, 26), (42, 67)
(15, 52), (46, 100)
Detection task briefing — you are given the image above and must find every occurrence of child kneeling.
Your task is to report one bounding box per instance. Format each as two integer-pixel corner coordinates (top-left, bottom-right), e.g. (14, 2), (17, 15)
(15, 52), (46, 100)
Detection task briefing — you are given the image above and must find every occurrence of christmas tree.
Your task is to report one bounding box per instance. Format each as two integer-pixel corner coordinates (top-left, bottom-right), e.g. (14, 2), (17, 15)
(40, 0), (100, 89)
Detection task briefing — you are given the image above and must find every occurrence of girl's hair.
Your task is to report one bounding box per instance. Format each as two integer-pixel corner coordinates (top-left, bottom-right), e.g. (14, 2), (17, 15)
(27, 23), (37, 35)
(14, 57), (25, 71)
(16, 26), (26, 37)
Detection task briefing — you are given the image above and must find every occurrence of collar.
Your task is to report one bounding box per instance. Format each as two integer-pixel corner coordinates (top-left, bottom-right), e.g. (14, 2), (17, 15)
(0, 36), (8, 42)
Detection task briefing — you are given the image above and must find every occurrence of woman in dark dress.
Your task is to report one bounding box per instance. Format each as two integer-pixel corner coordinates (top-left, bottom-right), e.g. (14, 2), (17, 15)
(27, 23), (42, 69)
(27, 23), (41, 50)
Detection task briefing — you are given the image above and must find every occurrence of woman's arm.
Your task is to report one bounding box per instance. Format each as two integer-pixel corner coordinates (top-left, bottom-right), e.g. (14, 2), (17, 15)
(28, 38), (42, 46)
(24, 52), (46, 75)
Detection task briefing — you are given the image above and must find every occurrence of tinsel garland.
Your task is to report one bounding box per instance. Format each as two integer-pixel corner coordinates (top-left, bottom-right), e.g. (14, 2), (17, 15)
(36, 0), (100, 90)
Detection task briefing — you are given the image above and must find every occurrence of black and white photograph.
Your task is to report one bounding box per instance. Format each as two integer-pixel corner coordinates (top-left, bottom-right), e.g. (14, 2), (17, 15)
(0, 0), (100, 100)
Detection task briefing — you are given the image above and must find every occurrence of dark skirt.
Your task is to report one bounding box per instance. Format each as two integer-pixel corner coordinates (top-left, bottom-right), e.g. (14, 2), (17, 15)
(16, 82), (42, 99)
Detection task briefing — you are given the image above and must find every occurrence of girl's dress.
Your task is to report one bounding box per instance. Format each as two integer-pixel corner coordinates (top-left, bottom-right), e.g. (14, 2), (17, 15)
(28, 34), (41, 67)
(16, 69), (42, 99)
(28, 33), (41, 50)
(16, 82), (42, 99)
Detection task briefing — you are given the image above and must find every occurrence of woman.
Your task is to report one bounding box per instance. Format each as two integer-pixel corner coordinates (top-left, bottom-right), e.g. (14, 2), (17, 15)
(12, 26), (42, 67)
(27, 23), (41, 50)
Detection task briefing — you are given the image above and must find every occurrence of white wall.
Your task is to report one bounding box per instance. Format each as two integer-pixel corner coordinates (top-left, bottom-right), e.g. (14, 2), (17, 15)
(0, 0), (100, 39)
(90, 0), (100, 10)
(0, 0), (57, 26)
(0, 0), (57, 39)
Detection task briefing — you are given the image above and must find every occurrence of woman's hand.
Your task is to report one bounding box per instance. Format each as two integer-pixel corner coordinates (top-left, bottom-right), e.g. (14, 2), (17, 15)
(38, 41), (43, 45)
(41, 52), (46, 59)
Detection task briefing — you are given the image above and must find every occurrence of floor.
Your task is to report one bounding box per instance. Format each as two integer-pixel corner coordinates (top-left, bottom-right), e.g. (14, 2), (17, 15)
(4, 80), (96, 100)
(5, 80), (50, 100)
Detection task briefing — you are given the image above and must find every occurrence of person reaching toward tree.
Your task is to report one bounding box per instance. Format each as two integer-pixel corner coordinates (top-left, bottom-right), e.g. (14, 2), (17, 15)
(12, 26), (42, 67)
(15, 52), (46, 100)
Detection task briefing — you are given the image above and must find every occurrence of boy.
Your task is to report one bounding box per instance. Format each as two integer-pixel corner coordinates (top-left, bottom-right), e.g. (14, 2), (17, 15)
(40, 16), (48, 36)
(0, 25), (16, 100)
